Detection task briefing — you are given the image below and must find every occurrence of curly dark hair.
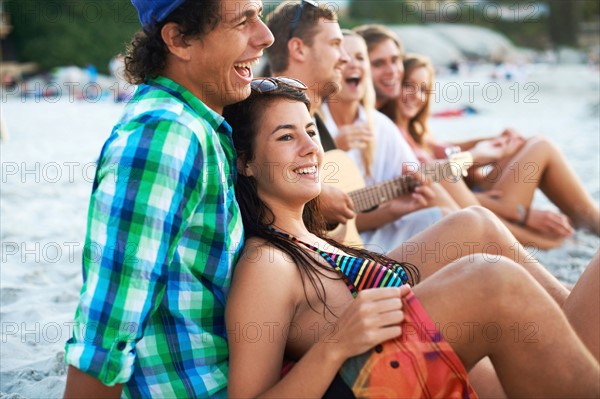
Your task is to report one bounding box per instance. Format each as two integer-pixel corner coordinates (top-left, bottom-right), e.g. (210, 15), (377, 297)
(125, 0), (221, 85)
(223, 84), (419, 316)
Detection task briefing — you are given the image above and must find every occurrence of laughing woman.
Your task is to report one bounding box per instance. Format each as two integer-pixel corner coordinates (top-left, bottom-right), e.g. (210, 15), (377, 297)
(387, 53), (600, 247)
(321, 30), (459, 253)
(222, 78), (599, 398)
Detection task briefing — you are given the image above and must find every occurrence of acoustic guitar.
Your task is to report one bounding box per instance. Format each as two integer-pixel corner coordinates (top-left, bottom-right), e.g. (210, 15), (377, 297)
(322, 150), (473, 246)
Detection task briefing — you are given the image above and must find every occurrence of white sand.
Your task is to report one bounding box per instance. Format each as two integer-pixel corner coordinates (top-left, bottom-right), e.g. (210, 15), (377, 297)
(1, 64), (599, 398)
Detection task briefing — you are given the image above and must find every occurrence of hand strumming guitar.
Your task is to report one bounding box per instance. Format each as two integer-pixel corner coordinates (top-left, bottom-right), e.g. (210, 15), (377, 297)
(320, 184), (356, 225)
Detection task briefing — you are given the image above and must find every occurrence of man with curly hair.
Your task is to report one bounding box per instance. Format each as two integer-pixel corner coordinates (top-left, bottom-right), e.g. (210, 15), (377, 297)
(63, 1), (273, 397)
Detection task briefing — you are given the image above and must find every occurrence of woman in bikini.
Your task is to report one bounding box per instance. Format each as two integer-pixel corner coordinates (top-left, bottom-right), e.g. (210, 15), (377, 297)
(223, 77), (599, 398)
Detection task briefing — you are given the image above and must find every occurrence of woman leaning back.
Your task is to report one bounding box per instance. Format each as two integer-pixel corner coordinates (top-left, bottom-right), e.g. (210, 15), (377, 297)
(392, 53), (600, 246)
(222, 77), (599, 398)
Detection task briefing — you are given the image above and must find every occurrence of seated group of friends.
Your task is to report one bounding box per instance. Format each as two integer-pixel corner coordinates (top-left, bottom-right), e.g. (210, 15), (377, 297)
(63, 1), (600, 398)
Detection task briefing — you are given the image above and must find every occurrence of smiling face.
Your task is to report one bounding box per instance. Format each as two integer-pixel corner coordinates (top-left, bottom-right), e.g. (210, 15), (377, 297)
(304, 19), (350, 100)
(182, 0), (274, 113)
(368, 38), (404, 103)
(244, 98), (324, 208)
(337, 35), (370, 103)
(398, 65), (431, 122)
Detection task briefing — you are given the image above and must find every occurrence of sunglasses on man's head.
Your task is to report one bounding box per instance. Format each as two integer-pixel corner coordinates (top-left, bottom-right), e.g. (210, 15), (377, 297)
(288, 0), (318, 40)
(250, 77), (308, 94)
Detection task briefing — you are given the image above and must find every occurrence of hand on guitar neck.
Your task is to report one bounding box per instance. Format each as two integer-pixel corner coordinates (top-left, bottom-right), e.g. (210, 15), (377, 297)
(322, 150), (472, 246)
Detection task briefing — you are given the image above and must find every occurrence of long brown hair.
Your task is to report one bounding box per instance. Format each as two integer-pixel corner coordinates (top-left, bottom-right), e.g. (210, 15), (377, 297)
(223, 84), (419, 315)
(401, 54), (435, 145)
(339, 29), (376, 177)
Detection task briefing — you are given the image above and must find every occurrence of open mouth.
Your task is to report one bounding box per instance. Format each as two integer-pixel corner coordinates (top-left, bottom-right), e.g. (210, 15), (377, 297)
(381, 79), (398, 87)
(234, 58), (260, 80)
(345, 76), (361, 89)
(293, 165), (318, 175)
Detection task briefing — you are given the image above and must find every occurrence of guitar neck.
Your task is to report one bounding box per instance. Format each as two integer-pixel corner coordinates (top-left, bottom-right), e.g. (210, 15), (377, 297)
(348, 175), (417, 213)
(348, 160), (455, 213)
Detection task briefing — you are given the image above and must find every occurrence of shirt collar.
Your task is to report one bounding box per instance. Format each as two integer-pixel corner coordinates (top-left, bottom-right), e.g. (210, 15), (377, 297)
(147, 76), (229, 134)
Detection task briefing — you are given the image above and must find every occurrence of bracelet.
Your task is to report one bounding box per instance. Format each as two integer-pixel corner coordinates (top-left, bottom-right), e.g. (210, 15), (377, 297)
(444, 145), (461, 158)
(523, 206), (531, 226)
(517, 204), (525, 225)
(517, 204), (530, 226)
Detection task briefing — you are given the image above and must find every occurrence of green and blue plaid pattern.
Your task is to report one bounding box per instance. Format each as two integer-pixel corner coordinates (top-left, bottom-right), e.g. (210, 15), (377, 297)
(64, 76), (244, 398)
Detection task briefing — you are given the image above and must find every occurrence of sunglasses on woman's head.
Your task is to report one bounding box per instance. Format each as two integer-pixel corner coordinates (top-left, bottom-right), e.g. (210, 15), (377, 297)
(250, 77), (308, 94)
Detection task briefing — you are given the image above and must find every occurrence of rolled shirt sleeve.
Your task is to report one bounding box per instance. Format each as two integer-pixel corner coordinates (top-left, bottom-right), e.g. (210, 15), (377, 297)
(65, 77), (243, 396)
(65, 118), (203, 385)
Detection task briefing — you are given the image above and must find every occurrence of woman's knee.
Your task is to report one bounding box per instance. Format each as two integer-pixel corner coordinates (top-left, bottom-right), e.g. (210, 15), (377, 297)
(526, 135), (559, 156)
(458, 206), (505, 232)
(453, 254), (534, 299)
(439, 206), (455, 217)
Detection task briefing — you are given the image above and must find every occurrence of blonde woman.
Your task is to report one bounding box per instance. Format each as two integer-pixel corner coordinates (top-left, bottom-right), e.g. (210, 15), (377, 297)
(322, 31), (457, 252)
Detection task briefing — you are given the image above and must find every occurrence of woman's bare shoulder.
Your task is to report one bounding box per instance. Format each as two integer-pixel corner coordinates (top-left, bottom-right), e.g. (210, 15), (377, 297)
(232, 236), (303, 297)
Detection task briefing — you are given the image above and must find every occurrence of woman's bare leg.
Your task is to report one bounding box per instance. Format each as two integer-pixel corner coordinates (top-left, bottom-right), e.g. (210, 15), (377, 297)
(468, 358), (506, 399)
(388, 206), (570, 304)
(563, 250), (600, 361)
(485, 136), (599, 235)
(413, 255), (599, 398)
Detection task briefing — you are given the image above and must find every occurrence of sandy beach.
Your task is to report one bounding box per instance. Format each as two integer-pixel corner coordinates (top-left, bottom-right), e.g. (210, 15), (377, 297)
(1, 63), (599, 398)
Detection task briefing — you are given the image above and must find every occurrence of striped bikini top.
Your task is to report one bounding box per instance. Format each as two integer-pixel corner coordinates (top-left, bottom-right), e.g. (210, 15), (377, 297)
(269, 227), (408, 297)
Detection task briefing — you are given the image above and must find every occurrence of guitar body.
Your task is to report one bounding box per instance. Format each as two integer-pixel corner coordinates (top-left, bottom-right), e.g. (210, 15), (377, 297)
(322, 150), (365, 247)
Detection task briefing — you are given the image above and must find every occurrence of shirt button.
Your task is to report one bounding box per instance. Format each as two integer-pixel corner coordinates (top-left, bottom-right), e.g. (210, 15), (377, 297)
(374, 345), (383, 353)
(117, 341), (127, 351)
(390, 360), (399, 369)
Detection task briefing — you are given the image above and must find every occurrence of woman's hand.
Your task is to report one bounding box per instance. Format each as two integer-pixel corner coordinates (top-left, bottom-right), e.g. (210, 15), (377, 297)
(471, 130), (526, 165)
(324, 286), (411, 361)
(470, 138), (509, 164)
(499, 127), (525, 143)
(499, 129), (526, 158)
(526, 208), (574, 238)
(334, 123), (374, 151)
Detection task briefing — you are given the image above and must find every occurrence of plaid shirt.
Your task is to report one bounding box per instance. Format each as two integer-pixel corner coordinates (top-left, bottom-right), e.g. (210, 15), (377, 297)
(64, 76), (244, 398)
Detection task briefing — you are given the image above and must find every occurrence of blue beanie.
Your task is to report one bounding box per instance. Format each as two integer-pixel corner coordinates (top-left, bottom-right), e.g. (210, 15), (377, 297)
(131, 0), (187, 31)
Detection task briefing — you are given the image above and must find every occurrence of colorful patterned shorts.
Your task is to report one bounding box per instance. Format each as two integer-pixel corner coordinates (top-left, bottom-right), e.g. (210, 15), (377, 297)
(339, 292), (478, 399)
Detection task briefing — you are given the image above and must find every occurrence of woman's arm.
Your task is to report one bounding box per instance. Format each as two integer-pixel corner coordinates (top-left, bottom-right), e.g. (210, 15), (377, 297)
(227, 242), (407, 398)
(475, 193), (574, 237)
(226, 243), (342, 398)
(446, 137), (485, 151)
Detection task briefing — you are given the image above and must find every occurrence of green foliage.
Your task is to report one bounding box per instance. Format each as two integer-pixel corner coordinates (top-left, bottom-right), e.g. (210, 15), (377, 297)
(348, 0), (423, 24)
(347, 0), (599, 49)
(5, 0), (140, 73)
